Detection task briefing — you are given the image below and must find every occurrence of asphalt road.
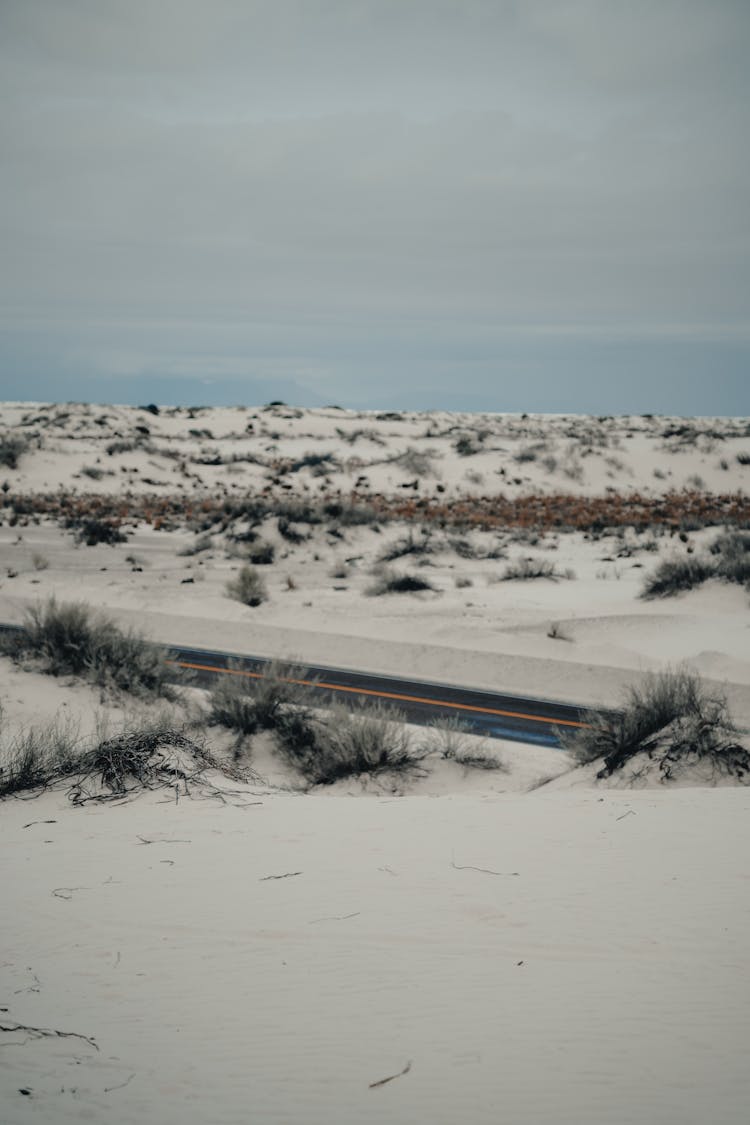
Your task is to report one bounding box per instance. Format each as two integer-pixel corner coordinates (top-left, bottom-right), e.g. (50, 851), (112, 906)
(167, 645), (592, 748)
(0, 622), (593, 747)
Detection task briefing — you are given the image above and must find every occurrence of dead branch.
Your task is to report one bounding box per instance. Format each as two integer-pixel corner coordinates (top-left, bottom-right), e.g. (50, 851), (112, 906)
(369, 1060), (412, 1089)
(451, 854), (518, 876)
(0, 1020), (99, 1051)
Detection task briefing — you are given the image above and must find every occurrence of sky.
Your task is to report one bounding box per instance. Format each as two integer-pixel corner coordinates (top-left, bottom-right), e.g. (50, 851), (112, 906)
(1, 0), (749, 415)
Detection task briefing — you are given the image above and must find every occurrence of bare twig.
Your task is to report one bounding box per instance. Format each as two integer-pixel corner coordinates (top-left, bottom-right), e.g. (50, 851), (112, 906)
(616, 810), (636, 821)
(451, 854), (518, 876)
(260, 871), (302, 881)
(308, 912), (360, 924)
(0, 1021), (99, 1051)
(369, 1060), (412, 1089)
(136, 836), (191, 845)
(22, 820), (57, 829)
(104, 1073), (135, 1093)
(52, 887), (84, 900)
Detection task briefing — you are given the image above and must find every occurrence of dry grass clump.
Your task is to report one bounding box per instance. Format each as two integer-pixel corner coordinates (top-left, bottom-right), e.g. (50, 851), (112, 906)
(66, 515), (128, 546)
(642, 530), (750, 597)
(641, 555), (714, 598)
(377, 527), (438, 562)
(225, 565), (268, 607)
(0, 433), (28, 469)
(561, 668), (750, 782)
(0, 715), (80, 797)
(710, 530), (750, 585)
(421, 716), (505, 771)
(207, 661), (313, 745)
(367, 568), (437, 595)
(274, 701), (422, 786)
(0, 711), (236, 803)
(500, 557), (575, 581)
(6, 598), (174, 698)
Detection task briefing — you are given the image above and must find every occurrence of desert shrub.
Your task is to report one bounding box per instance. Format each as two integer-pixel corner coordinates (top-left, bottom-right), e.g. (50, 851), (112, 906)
(0, 434), (27, 469)
(641, 556), (714, 598)
(247, 540), (275, 565)
(322, 500), (378, 526)
(514, 445), (539, 463)
(31, 552), (49, 571)
(561, 668), (749, 782)
(500, 557), (570, 581)
(422, 716), (471, 760)
(178, 532), (214, 556)
(289, 451), (339, 473)
(710, 530), (750, 585)
(419, 716), (505, 771)
(106, 439), (139, 455)
(9, 597), (174, 698)
(737, 452), (750, 465)
(274, 701), (420, 786)
(66, 516), (128, 546)
(378, 528), (437, 562)
(455, 575), (473, 588)
(367, 568), (436, 595)
(208, 660), (312, 737)
(389, 447), (440, 477)
(0, 716), (80, 797)
(226, 565), (267, 607)
(454, 434), (481, 456)
(0, 712), (235, 802)
(277, 516), (308, 544)
(80, 465), (105, 480)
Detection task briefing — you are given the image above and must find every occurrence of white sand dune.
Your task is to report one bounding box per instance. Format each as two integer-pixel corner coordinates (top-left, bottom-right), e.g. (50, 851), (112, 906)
(1, 401), (749, 1123)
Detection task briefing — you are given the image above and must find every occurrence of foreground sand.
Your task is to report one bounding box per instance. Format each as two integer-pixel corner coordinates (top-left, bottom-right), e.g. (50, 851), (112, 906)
(2, 784), (749, 1125)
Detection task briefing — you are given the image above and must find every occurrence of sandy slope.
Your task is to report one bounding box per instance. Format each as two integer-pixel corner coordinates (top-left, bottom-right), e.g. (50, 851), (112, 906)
(2, 784), (749, 1125)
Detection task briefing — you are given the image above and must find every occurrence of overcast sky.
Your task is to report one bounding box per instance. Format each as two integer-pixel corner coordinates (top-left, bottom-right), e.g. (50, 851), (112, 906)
(1, 1), (748, 413)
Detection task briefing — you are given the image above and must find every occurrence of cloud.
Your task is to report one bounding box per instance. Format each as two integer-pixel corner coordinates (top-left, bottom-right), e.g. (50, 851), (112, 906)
(1, 1), (748, 412)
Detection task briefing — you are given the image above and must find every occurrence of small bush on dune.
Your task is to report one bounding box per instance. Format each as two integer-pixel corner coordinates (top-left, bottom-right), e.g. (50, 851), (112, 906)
(419, 716), (505, 771)
(274, 701), (422, 786)
(367, 568), (437, 595)
(377, 528), (437, 562)
(226, 565), (268, 607)
(0, 712), (235, 803)
(66, 516), (128, 547)
(640, 555), (713, 598)
(561, 668), (749, 782)
(247, 540), (275, 565)
(0, 716), (80, 797)
(8, 598), (174, 698)
(710, 530), (750, 585)
(0, 434), (28, 469)
(207, 660), (313, 739)
(500, 557), (573, 581)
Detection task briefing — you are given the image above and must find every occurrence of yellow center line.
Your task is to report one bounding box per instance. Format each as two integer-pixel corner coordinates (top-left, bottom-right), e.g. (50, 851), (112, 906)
(167, 658), (587, 729)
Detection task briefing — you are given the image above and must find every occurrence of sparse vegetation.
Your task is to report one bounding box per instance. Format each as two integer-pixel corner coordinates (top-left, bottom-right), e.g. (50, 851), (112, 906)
(247, 540), (275, 565)
(641, 555), (714, 598)
(378, 528), (437, 562)
(561, 668), (749, 782)
(274, 701), (422, 786)
(6, 598), (175, 698)
(0, 711), (237, 802)
(500, 558), (574, 581)
(225, 565), (268, 607)
(0, 434), (28, 469)
(642, 530), (750, 597)
(367, 568), (437, 595)
(207, 660), (312, 745)
(66, 516), (128, 547)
